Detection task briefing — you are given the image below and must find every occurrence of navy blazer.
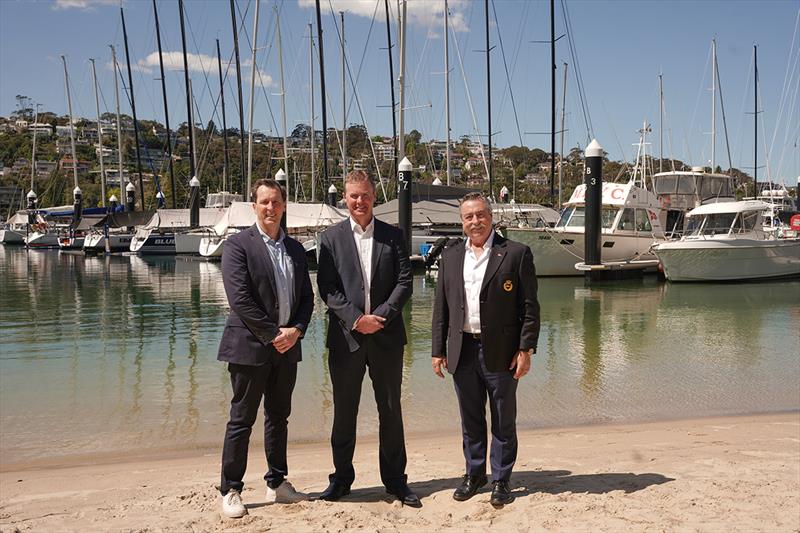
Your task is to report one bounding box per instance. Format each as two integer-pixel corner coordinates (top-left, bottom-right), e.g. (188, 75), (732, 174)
(431, 233), (540, 373)
(217, 224), (314, 365)
(317, 217), (412, 353)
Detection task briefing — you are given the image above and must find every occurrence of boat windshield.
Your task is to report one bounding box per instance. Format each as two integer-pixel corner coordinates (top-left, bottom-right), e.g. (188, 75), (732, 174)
(689, 212), (737, 236)
(556, 206), (617, 229)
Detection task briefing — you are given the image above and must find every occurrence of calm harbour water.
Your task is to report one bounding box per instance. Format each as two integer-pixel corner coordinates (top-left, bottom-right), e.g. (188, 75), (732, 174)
(1, 245), (798, 465)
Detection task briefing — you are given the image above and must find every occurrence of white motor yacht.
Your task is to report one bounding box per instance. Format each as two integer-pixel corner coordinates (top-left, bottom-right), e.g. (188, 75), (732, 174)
(652, 200), (800, 281)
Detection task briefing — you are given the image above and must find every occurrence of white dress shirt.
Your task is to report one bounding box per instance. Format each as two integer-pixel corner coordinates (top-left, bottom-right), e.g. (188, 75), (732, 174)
(462, 231), (495, 334)
(350, 216), (374, 314)
(256, 223), (295, 327)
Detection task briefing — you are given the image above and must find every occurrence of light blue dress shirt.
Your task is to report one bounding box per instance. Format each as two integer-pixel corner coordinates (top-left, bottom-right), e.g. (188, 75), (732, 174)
(256, 224), (295, 327)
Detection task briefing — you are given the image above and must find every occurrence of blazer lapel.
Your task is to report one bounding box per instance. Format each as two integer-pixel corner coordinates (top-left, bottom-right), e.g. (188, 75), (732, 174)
(453, 240), (466, 311)
(480, 233), (507, 293)
(250, 224), (278, 298)
(339, 220), (366, 310)
(370, 219), (386, 282)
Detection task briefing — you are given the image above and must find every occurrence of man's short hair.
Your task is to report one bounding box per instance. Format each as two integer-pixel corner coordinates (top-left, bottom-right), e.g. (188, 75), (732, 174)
(250, 178), (286, 202)
(459, 192), (492, 212)
(344, 169), (375, 190)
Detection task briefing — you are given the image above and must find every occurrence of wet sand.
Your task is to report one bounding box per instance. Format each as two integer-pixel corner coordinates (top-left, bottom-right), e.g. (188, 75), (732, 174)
(1, 412), (798, 532)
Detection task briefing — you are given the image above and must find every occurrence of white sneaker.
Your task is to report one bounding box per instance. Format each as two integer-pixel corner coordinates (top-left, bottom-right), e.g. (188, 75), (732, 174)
(266, 480), (309, 504)
(221, 489), (247, 518)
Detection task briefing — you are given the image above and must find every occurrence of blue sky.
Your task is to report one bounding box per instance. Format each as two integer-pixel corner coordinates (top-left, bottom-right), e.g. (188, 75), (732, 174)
(1, 0), (798, 183)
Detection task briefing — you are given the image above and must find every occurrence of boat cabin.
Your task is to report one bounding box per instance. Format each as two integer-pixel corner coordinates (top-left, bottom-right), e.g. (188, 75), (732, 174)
(652, 168), (737, 236)
(682, 200), (769, 239)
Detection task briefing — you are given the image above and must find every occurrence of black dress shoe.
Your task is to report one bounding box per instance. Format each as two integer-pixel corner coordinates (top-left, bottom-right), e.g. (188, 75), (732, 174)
(318, 481), (351, 501)
(453, 474), (488, 501)
(490, 480), (513, 508)
(386, 484), (422, 508)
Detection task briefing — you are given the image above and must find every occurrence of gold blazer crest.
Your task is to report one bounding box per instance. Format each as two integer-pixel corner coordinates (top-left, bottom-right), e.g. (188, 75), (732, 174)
(503, 279), (513, 292)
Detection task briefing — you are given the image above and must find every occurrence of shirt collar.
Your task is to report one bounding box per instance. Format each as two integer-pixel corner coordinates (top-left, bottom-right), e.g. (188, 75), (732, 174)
(350, 216), (375, 235)
(256, 222), (285, 245)
(466, 230), (495, 253)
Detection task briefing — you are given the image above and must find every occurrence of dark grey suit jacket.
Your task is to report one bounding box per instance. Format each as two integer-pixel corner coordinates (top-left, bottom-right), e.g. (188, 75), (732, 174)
(431, 233), (540, 373)
(317, 218), (412, 353)
(217, 224), (314, 365)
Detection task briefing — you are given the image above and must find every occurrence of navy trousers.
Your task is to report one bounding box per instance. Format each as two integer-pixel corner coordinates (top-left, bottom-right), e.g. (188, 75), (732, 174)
(328, 337), (408, 489)
(453, 334), (518, 482)
(220, 356), (298, 494)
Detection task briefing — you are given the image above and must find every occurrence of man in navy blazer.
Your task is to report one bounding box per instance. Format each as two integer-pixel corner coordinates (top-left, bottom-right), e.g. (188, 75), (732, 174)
(217, 178), (314, 518)
(316, 170), (419, 506)
(431, 192), (540, 508)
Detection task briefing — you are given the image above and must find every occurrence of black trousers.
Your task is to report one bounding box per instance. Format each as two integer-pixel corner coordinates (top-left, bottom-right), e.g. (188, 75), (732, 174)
(220, 356), (298, 494)
(328, 338), (407, 489)
(453, 334), (518, 482)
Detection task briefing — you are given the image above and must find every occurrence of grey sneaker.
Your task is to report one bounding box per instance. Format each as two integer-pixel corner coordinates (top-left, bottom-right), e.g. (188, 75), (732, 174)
(266, 480), (309, 504)
(221, 489), (247, 518)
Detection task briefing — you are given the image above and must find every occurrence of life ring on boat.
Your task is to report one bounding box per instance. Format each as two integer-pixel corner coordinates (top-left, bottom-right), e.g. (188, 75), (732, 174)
(790, 214), (800, 231)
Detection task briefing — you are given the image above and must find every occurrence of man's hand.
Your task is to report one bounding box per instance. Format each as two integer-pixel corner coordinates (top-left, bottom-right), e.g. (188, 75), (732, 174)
(509, 350), (532, 379)
(272, 327), (301, 354)
(432, 356), (448, 378)
(353, 314), (386, 334)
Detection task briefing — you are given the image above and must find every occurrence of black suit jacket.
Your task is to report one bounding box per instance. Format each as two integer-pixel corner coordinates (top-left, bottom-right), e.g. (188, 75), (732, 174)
(317, 217), (412, 353)
(431, 233), (540, 373)
(217, 224), (314, 365)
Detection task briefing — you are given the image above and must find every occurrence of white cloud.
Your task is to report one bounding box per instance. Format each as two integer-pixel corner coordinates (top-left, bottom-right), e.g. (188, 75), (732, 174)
(297, 0), (470, 33)
(53, 0), (118, 11)
(139, 51), (216, 74)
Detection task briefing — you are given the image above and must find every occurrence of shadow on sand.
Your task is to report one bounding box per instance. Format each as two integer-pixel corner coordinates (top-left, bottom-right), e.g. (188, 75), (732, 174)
(309, 470), (675, 505)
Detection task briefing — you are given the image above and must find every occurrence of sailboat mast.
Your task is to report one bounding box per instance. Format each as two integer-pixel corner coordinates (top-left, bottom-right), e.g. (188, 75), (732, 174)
(711, 38), (717, 172)
(90, 58), (107, 207)
(276, 4), (289, 198)
(246, 0), (261, 194)
(110, 45), (126, 203)
(754, 44), (758, 192)
(188, 79), (199, 174)
(178, 0), (196, 182)
(484, 0), (493, 199)
(309, 23), (316, 202)
(216, 39), (231, 193)
(341, 11), (347, 175)
(444, 0), (451, 186)
(61, 56), (79, 192)
(230, 0), (246, 195)
(559, 62), (568, 207)
(659, 72), (664, 173)
(30, 104), (39, 194)
(153, 0), (176, 208)
(549, 0), (556, 203)
(315, 0), (330, 192)
(121, 7), (144, 210)
(398, 0), (407, 161)
(383, 0), (398, 179)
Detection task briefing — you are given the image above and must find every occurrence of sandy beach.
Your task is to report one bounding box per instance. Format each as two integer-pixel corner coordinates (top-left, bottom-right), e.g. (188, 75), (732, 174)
(1, 412), (798, 532)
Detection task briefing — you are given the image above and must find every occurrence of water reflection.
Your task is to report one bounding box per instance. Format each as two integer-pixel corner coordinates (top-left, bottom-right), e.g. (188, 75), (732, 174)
(0, 245), (798, 465)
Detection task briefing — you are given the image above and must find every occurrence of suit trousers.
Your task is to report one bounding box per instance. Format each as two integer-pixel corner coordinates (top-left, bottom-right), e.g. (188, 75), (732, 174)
(453, 334), (518, 482)
(328, 337), (407, 489)
(220, 356), (298, 494)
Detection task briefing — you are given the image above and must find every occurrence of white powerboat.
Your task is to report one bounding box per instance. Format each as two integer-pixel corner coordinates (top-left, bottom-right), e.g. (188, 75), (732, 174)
(652, 200), (800, 282)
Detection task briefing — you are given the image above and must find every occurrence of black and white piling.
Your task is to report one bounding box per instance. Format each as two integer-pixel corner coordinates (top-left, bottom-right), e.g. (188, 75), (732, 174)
(109, 194), (119, 213)
(188, 176), (200, 229)
(125, 182), (136, 212)
(499, 185), (510, 203)
(72, 186), (82, 228)
(156, 191), (166, 209)
(26, 190), (37, 227)
(398, 156), (413, 255)
(327, 183), (337, 207)
(584, 139), (603, 272)
(275, 168), (288, 231)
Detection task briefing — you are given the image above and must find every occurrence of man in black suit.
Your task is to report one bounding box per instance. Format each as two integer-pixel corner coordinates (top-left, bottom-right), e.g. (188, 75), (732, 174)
(431, 192), (540, 508)
(316, 170), (419, 507)
(217, 178), (314, 518)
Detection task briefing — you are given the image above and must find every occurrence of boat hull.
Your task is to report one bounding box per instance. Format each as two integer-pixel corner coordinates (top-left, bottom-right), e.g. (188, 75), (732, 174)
(25, 232), (60, 249)
(58, 236), (85, 250)
(506, 227), (662, 276)
(0, 229), (26, 244)
(653, 238), (800, 281)
(130, 230), (176, 254)
(174, 232), (205, 254)
(199, 236), (225, 257)
(83, 233), (134, 253)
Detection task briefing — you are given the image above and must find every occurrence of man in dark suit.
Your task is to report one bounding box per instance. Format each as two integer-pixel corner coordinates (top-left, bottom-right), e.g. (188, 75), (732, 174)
(431, 192), (540, 508)
(316, 170), (419, 507)
(217, 178), (314, 518)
